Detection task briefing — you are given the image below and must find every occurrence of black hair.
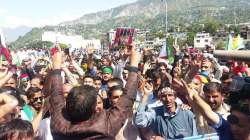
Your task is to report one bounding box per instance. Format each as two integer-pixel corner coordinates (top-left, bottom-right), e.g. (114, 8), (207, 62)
(27, 87), (42, 99)
(31, 74), (44, 86)
(157, 62), (167, 69)
(94, 76), (102, 81)
(66, 85), (97, 123)
(203, 82), (222, 95)
(145, 69), (155, 80)
(109, 86), (126, 96)
(34, 65), (46, 73)
(0, 119), (34, 140)
(83, 74), (94, 81)
(107, 78), (124, 88)
(220, 72), (233, 82)
(0, 86), (25, 107)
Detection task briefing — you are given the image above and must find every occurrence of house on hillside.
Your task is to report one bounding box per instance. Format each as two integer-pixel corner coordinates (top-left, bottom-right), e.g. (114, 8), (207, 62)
(194, 32), (213, 49)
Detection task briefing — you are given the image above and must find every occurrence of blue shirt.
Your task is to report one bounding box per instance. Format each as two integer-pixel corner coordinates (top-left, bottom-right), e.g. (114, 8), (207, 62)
(210, 115), (234, 140)
(134, 104), (198, 139)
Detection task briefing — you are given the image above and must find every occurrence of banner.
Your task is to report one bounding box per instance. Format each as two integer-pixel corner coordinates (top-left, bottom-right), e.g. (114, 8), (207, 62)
(112, 28), (135, 48)
(225, 33), (245, 50)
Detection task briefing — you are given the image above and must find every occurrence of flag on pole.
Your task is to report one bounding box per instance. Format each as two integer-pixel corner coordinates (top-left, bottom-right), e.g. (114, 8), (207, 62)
(167, 44), (175, 64)
(158, 39), (175, 64)
(0, 29), (11, 64)
(225, 33), (245, 50)
(159, 42), (167, 59)
(0, 29), (7, 48)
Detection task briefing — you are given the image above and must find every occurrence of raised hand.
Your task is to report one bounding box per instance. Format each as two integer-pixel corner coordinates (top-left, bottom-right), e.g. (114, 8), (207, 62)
(0, 94), (18, 118)
(130, 44), (141, 67)
(52, 45), (63, 70)
(143, 82), (153, 96)
(87, 43), (95, 55)
(181, 79), (198, 101)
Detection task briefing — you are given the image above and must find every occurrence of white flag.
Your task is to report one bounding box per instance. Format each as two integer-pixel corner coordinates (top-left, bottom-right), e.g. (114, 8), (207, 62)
(159, 42), (167, 58)
(0, 29), (7, 48)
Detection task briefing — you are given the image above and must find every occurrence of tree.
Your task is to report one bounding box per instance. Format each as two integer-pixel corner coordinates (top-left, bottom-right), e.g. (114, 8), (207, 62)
(216, 40), (225, 50)
(166, 35), (174, 46)
(203, 20), (219, 35)
(228, 25), (240, 35)
(186, 32), (195, 46)
(155, 30), (165, 39)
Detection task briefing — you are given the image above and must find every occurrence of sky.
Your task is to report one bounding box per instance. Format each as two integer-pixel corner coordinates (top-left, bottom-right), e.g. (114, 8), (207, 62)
(0, 0), (137, 28)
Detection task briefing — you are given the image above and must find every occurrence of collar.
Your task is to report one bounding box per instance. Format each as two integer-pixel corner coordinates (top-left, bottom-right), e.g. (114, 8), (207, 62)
(163, 103), (180, 118)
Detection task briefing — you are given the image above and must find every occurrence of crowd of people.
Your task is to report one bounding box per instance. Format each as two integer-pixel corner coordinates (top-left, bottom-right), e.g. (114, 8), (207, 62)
(0, 42), (249, 140)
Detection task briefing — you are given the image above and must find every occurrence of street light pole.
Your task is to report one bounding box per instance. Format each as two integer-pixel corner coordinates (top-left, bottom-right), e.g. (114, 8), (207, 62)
(165, 0), (168, 37)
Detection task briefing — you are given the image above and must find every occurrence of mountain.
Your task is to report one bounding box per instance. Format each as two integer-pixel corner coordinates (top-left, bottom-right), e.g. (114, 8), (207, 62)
(2, 26), (32, 42)
(11, 0), (250, 48)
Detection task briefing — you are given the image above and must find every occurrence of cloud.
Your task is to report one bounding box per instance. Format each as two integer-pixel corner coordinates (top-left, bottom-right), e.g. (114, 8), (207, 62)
(0, 8), (8, 15)
(1, 12), (81, 28)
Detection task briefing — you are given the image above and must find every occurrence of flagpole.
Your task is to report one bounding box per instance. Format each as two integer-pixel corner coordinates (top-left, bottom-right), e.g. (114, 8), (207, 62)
(165, 0), (168, 37)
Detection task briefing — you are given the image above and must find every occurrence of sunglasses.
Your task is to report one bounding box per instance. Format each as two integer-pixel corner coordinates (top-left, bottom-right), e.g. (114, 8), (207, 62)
(32, 97), (44, 102)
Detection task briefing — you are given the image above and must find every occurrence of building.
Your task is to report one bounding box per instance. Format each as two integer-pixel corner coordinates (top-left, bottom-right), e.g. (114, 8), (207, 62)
(240, 25), (250, 41)
(42, 31), (101, 50)
(194, 33), (213, 49)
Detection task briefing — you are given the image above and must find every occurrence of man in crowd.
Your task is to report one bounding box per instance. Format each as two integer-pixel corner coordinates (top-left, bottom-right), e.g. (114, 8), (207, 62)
(47, 45), (140, 139)
(134, 83), (198, 139)
(203, 82), (231, 120)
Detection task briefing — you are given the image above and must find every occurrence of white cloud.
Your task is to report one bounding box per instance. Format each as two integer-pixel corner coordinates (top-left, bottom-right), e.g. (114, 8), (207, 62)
(0, 8), (8, 15)
(1, 12), (81, 28)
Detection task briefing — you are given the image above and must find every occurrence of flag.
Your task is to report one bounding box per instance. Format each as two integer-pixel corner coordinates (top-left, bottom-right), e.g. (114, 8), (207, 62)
(167, 44), (175, 64)
(0, 29), (7, 48)
(0, 29), (11, 64)
(159, 42), (167, 59)
(112, 28), (135, 48)
(159, 39), (175, 64)
(225, 33), (245, 50)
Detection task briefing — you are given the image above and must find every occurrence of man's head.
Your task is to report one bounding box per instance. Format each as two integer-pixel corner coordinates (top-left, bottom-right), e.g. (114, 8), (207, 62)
(182, 56), (190, 66)
(220, 72), (233, 96)
(4, 75), (17, 88)
(201, 59), (212, 73)
(95, 95), (104, 113)
(157, 63), (167, 73)
(107, 78), (123, 90)
(227, 104), (250, 140)
(27, 87), (44, 111)
(83, 75), (94, 87)
(102, 66), (113, 82)
(66, 85), (97, 123)
(0, 87), (25, 123)
(109, 86), (124, 105)
(94, 77), (102, 91)
(122, 68), (129, 81)
(101, 57), (110, 66)
(159, 86), (176, 111)
(30, 75), (44, 89)
(203, 82), (224, 110)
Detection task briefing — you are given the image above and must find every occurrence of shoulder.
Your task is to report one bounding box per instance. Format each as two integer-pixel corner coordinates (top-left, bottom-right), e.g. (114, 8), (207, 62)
(210, 114), (230, 130)
(177, 107), (195, 118)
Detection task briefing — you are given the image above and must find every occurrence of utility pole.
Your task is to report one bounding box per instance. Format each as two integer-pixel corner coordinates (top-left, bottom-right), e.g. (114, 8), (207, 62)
(165, 0), (168, 37)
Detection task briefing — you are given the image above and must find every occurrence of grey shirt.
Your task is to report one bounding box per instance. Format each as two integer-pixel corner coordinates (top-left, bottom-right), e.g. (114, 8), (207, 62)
(134, 104), (198, 139)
